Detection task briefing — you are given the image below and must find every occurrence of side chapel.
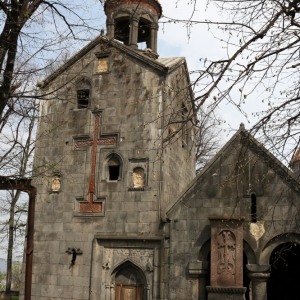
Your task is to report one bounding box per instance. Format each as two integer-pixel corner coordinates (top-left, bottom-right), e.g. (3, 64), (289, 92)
(20, 1), (300, 300)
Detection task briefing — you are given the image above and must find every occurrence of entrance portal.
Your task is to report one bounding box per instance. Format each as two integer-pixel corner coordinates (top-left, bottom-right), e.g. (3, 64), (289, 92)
(115, 285), (143, 300)
(114, 264), (146, 300)
(267, 242), (300, 300)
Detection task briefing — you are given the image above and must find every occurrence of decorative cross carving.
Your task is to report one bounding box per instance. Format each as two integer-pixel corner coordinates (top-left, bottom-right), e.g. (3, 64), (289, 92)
(75, 113), (115, 212)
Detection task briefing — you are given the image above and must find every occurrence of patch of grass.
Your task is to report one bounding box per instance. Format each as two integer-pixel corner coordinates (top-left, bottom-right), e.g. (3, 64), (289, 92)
(11, 296), (19, 300)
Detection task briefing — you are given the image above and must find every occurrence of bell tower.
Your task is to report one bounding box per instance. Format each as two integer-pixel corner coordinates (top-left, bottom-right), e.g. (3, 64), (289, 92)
(104, 0), (162, 52)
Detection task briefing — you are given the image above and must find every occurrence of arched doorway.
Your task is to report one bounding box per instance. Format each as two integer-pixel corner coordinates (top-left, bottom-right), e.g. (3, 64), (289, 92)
(267, 242), (300, 300)
(113, 262), (147, 300)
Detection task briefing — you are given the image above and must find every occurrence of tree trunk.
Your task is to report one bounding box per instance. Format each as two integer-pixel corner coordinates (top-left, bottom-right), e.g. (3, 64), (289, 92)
(4, 191), (20, 300)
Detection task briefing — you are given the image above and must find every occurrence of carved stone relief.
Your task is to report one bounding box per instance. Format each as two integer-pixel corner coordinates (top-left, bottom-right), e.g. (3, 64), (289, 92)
(217, 231), (236, 275)
(209, 217), (244, 288)
(97, 57), (109, 72)
(51, 175), (61, 192)
(133, 168), (145, 188)
(102, 248), (154, 280)
(250, 221), (265, 241)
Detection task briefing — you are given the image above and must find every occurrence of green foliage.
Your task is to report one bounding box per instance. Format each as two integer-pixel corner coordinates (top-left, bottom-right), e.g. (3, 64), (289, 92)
(0, 270), (5, 290)
(11, 262), (21, 291)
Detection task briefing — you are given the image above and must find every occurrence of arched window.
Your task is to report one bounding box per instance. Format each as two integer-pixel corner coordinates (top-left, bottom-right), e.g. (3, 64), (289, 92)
(76, 79), (91, 109)
(108, 157), (121, 181)
(77, 89), (89, 109)
(251, 193), (257, 223)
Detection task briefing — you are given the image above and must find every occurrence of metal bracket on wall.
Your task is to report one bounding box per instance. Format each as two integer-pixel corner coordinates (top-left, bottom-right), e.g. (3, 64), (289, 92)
(66, 248), (83, 268)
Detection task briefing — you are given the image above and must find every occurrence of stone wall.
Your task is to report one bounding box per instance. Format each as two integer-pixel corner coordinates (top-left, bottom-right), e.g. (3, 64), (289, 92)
(20, 39), (195, 300)
(166, 131), (300, 299)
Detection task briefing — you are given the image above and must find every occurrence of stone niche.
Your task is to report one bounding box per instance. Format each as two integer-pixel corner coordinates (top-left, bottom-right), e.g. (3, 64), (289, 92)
(128, 158), (149, 190)
(51, 174), (61, 193)
(133, 167), (145, 188)
(207, 216), (246, 300)
(90, 238), (161, 300)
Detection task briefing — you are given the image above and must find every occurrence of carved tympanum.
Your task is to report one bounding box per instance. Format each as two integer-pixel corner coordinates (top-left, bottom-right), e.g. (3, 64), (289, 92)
(217, 230), (236, 275)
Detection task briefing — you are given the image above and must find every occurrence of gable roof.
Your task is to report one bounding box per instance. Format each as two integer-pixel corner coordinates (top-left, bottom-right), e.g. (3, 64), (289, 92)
(167, 123), (300, 217)
(39, 35), (186, 88)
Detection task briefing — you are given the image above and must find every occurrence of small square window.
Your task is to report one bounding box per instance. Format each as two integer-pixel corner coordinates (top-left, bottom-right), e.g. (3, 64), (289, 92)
(77, 89), (89, 109)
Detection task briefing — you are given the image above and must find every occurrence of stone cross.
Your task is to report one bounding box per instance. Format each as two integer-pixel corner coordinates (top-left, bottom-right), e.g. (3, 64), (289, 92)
(207, 216), (246, 300)
(75, 113), (115, 212)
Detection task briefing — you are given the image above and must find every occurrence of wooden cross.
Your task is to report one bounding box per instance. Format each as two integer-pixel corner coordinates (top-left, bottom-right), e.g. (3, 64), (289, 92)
(75, 113), (115, 212)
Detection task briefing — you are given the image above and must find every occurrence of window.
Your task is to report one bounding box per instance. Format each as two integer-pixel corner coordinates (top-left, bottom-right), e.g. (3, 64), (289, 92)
(77, 89), (89, 109)
(108, 157), (120, 181)
(251, 193), (257, 223)
(182, 103), (188, 147)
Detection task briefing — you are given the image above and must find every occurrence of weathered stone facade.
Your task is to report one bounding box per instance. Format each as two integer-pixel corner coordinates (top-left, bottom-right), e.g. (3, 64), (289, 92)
(167, 125), (300, 300)
(20, 1), (300, 299)
(19, 2), (196, 296)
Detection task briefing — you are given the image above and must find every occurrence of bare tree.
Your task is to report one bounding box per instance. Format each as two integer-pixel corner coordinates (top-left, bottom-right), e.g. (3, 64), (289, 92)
(160, 0), (300, 163)
(195, 106), (222, 173)
(0, 0), (103, 122)
(0, 95), (37, 300)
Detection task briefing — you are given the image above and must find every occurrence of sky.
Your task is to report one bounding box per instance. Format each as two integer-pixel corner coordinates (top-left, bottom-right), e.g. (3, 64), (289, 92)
(63, 0), (265, 134)
(156, 0), (266, 135)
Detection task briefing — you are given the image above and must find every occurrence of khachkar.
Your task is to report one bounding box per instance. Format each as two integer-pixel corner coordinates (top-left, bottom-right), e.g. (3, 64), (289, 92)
(207, 216), (246, 300)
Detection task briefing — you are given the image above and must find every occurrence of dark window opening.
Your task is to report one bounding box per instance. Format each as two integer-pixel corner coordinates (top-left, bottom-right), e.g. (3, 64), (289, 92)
(251, 193), (257, 223)
(115, 19), (130, 45)
(108, 157), (120, 181)
(109, 166), (120, 181)
(138, 20), (151, 43)
(77, 89), (89, 109)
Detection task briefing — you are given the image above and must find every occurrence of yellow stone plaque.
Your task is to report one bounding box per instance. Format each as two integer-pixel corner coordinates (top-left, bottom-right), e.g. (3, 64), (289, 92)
(97, 57), (108, 73)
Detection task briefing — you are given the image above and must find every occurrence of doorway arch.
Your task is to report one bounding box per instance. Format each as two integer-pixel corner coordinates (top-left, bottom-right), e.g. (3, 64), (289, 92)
(112, 261), (147, 300)
(267, 242), (300, 300)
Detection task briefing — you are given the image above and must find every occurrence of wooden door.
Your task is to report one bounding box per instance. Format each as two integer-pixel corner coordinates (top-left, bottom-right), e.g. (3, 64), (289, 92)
(116, 285), (144, 300)
(122, 286), (136, 300)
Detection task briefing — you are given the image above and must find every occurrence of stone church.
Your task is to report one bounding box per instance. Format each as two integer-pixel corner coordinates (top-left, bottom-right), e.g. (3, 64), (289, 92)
(20, 1), (300, 300)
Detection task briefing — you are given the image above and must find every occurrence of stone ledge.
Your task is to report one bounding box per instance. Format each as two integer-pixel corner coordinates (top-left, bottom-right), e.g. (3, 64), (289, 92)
(206, 286), (247, 294)
(128, 187), (145, 191)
